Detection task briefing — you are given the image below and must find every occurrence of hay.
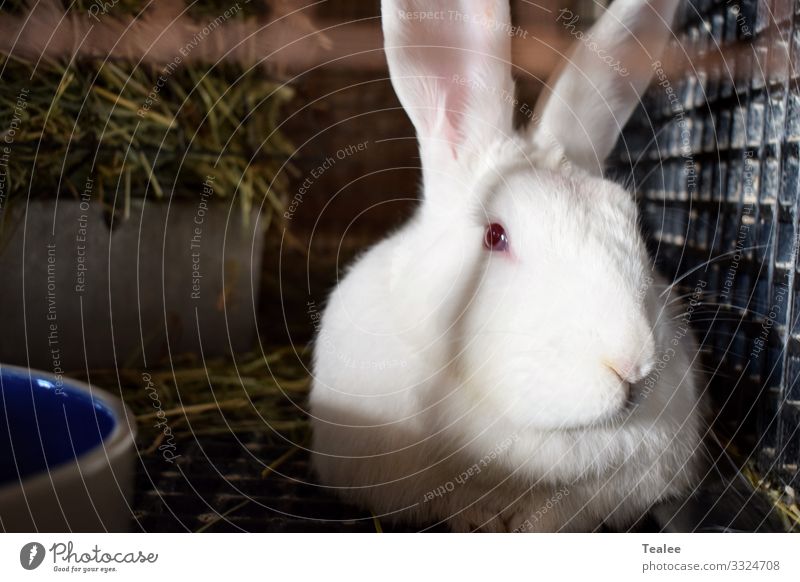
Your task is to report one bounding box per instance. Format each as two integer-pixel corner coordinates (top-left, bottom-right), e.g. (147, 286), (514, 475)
(0, 51), (297, 225)
(742, 462), (800, 532)
(69, 345), (311, 453)
(0, 0), (310, 227)
(72, 346), (320, 533)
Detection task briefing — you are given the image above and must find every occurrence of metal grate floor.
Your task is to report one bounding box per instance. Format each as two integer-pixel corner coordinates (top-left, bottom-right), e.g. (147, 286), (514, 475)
(131, 433), (445, 532)
(130, 432), (786, 532)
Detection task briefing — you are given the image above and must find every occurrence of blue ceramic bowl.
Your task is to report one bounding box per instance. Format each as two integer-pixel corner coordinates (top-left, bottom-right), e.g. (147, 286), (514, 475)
(0, 366), (136, 531)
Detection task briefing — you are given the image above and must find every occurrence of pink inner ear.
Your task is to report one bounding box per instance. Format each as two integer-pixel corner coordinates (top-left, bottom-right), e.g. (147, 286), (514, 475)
(439, 60), (470, 161)
(390, 3), (512, 165)
(443, 108), (461, 161)
(430, 35), (501, 162)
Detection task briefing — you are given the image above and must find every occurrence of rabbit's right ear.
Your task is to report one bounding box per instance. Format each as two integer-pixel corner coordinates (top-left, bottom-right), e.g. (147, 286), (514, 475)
(382, 1), (515, 180)
(530, 0), (682, 176)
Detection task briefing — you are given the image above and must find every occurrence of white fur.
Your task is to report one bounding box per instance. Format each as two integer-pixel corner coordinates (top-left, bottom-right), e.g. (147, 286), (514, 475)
(309, 0), (702, 532)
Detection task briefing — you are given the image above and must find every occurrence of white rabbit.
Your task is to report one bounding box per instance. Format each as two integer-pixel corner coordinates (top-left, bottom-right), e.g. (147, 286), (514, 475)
(309, 0), (704, 532)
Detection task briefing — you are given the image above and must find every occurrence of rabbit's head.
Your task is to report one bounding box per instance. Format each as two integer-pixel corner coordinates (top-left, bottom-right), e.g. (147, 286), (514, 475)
(382, 0), (681, 429)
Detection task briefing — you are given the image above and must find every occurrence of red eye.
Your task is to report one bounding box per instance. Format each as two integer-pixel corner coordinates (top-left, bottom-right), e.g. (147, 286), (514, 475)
(483, 223), (509, 252)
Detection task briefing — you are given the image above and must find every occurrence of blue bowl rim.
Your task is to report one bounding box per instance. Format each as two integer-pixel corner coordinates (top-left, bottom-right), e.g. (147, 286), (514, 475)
(0, 364), (137, 499)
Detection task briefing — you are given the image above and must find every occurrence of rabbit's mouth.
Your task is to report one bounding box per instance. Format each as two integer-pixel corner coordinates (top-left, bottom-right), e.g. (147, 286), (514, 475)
(607, 367), (632, 397)
(607, 367), (651, 413)
(595, 379), (658, 429)
(568, 367), (639, 429)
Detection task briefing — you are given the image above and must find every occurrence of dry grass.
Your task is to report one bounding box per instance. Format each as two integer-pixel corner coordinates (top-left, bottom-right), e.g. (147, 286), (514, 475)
(69, 345), (311, 453)
(0, 51), (297, 226)
(742, 462), (800, 532)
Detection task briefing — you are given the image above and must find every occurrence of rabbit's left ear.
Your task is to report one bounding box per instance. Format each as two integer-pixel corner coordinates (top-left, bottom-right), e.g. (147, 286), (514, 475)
(381, 1), (515, 171)
(530, 0), (682, 175)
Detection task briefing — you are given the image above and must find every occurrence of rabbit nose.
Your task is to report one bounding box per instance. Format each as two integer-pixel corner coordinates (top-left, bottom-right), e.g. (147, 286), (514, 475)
(606, 357), (654, 384)
(606, 325), (656, 384)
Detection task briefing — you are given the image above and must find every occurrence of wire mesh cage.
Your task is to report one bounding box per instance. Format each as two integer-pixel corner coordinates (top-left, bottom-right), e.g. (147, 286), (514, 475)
(608, 0), (799, 488)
